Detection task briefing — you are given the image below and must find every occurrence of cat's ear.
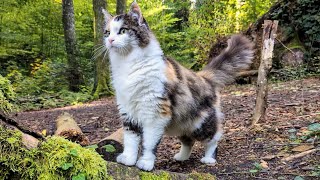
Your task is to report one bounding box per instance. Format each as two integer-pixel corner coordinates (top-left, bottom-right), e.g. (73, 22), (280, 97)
(128, 1), (144, 26)
(102, 8), (113, 23)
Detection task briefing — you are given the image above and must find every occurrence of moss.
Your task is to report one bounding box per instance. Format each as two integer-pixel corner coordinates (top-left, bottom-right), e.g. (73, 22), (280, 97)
(188, 172), (216, 180)
(139, 171), (171, 180)
(0, 126), (109, 180)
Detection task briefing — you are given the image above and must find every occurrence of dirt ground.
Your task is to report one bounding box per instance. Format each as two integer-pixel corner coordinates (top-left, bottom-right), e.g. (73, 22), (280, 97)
(11, 77), (320, 179)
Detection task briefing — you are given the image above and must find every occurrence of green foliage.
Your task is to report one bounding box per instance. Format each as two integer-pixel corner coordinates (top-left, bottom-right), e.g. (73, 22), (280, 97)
(175, 0), (276, 69)
(102, 144), (116, 153)
(0, 127), (108, 180)
(0, 0), (278, 110)
(0, 75), (16, 113)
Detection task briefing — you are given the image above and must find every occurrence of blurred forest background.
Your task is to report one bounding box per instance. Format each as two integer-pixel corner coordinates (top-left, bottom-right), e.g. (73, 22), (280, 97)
(0, 0), (319, 112)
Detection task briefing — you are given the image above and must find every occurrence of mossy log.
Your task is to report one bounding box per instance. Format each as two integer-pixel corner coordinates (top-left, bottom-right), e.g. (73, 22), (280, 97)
(105, 161), (215, 180)
(55, 112), (89, 146)
(0, 113), (41, 149)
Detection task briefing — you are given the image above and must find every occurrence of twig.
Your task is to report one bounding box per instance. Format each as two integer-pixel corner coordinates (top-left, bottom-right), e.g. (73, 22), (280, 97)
(281, 148), (319, 162)
(273, 172), (317, 177)
(275, 37), (296, 56)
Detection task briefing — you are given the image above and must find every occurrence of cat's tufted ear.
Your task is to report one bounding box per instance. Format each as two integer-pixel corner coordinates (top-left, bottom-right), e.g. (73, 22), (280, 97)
(128, 1), (144, 26)
(102, 8), (112, 23)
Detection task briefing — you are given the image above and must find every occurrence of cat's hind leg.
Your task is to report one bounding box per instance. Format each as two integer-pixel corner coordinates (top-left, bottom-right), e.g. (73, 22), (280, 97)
(174, 136), (195, 161)
(200, 131), (222, 164)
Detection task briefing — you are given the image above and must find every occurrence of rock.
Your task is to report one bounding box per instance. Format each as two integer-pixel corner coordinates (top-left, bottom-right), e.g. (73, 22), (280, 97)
(281, 48), (304, 67)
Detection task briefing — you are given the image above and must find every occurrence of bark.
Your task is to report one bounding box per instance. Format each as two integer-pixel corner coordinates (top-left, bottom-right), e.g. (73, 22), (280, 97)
(116, 0), (126, 15)
(62, 0), (83, 92)
(55, 112), (89, 146)
(252, 20), (278, 125)
(92, 0), (113, 98)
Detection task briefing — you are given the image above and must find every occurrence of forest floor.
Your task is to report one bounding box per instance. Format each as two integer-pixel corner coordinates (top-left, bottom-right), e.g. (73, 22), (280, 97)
(11, 77), (320, 179)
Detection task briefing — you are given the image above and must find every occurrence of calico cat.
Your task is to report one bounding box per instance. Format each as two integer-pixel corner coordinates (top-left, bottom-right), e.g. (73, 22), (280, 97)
(101, 1), (254, 171)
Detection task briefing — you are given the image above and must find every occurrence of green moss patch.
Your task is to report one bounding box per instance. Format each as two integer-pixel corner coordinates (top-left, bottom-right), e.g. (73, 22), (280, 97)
(139, 171), (171, 180)
(0, 126), (108, 180)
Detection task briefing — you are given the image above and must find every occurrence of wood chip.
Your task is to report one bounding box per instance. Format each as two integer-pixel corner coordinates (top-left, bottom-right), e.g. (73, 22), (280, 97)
(262, 155), (276, 160)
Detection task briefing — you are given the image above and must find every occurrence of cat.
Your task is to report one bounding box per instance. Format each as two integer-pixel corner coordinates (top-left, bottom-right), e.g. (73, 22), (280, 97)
(100, 1), (254, 171)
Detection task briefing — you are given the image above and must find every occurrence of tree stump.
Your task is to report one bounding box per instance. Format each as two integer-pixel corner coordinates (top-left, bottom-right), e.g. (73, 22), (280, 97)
(252, 20), (278, 125)
(97, 128), (124, 162)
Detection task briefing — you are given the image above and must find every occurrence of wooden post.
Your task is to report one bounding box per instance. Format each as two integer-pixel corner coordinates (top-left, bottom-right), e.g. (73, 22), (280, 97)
(252, 20), (278, 125)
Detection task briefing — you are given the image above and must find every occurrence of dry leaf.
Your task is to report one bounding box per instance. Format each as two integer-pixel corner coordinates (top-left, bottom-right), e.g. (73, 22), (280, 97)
(41, 129), (47, 136)
(292, 145), (314, 152)
(260, 160), (269, 169)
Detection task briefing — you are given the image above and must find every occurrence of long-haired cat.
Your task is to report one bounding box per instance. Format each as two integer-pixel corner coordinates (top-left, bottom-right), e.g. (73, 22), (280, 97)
(100, 1), (254, 171)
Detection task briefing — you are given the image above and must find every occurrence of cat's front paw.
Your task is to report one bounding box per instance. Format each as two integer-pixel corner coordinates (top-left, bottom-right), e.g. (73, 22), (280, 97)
(136, 158), (155, 171)
(200, 157), (217, 164)
(116, 153), (137, 166)
(174, 152), (190, 161)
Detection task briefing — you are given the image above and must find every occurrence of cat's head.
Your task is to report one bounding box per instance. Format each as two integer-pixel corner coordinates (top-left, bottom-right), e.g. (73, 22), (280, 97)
(103, 1), (151, 55)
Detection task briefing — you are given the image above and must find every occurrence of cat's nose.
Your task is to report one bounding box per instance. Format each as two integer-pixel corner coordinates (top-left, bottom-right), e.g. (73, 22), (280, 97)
(109, 38), (115, 44)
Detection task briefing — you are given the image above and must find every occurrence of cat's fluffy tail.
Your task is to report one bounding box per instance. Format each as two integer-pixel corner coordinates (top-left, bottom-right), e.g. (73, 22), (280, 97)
(203, 35), (254, 87)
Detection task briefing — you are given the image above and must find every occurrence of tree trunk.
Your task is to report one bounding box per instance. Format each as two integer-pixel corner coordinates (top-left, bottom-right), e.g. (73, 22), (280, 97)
(92, 0), (113, 98)
(116, 0), (126, 15)
(252, 20), (278, 125)
(62, 0), (83, 92)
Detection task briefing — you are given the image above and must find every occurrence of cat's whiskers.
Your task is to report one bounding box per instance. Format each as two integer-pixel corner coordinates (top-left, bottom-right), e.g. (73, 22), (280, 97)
(93, 45), (105, 53)
(91, 46), (108, 60)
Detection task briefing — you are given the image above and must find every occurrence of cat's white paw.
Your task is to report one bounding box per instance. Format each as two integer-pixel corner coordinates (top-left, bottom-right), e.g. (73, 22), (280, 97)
(174, 152), (190, 161)
(200, 157), (217, 164)
(136, 158), (155, 171)
(116, 153), (137, 166)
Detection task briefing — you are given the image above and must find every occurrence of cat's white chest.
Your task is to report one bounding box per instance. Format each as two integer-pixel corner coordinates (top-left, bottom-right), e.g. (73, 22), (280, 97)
(110, 55), (166, 124)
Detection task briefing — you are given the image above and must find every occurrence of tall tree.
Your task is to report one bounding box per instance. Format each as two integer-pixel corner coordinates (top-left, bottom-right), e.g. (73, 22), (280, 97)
(116, 0), (126, 14)
(62, 0), (83, 92)
(92, 0), (113, 98)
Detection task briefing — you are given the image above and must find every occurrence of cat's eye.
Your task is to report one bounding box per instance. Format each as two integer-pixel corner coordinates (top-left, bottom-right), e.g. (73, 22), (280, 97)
(119, 28), (128, 35)
(104, 30), (110, 37)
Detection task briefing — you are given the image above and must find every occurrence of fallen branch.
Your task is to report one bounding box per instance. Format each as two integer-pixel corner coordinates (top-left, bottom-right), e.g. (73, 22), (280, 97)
(281, 148), (319, 162)
(0, 113), (44, 140)
(55, 112), (89, 146)
(238, 70), (258, 77)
